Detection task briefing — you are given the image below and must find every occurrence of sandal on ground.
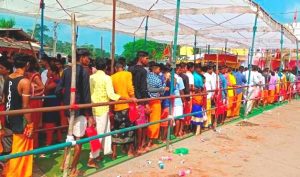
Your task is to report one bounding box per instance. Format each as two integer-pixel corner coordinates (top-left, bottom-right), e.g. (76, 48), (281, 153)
(68, 169), (84, 177)
(87, 159), (100, 169)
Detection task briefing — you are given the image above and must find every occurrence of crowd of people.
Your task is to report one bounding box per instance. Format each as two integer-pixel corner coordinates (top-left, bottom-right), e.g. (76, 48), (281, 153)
(0, 49), (299, 176)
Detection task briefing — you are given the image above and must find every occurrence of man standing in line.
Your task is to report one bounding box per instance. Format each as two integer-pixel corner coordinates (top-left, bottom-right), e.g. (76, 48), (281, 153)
(179, 63), (190, 135)
(262, 68), (271, 106)
(191, 64), (205, 135)
(89, 59), (134, 165)
(173, 65), (185, 137)
(0, 60), (12, 132)
(203, 66), (216, 128)
(3, 54), (33, 177)
(111, 61), (137, 158)
(244, 66), (260, 115)
(129, 51), (150, 153)
(40, 54), (51, 85)
(57, 49), (94, 176)
(226, 67), (237, 118)
(233, 66), (247, 117)
(184, 62), (195, 132)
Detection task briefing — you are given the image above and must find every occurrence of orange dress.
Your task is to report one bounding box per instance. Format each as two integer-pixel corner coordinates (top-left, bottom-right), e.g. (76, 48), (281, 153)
(27, 72), (44, 148)
(4, 134), (33, 177)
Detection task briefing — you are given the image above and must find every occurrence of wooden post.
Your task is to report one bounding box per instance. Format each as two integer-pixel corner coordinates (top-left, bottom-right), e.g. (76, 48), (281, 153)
(62, 13), (77, 177)
(193, 34), (197, 64)
(53, 22), (58, 57)
(111, 0), (116, 75)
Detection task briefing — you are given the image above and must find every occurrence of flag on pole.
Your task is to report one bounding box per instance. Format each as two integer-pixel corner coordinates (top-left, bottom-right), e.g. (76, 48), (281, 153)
(163, 45), (171, 57)
(294, 10), (298, 23)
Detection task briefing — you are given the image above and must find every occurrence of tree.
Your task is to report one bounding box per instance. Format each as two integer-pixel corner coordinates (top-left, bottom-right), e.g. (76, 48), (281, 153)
(122, 39), (166, 62)
(26, 24), (110, 58)
(0, 18), (16, 28)
(27, 24), (50, 41)
(80, 44), (111, 59)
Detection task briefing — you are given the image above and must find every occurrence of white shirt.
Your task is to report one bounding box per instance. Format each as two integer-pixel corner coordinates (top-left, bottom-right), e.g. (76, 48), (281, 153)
(257, 72), (264, 84)
(41, 69), (48, 85)
(244, 70), (260, 86)
(211, 72), (217, 91)
(204, 72), (213, 99)
(185, 71), (194, 86)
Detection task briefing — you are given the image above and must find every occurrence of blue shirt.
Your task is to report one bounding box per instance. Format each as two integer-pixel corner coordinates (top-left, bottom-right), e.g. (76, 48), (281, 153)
(174, 74), (185, 106)
(219, 74), (227, 99)
(233, 71), (247, 94)
(162, 81), (170, 108)
(193, 71), (203, 89)
(147, 72), (163, 98)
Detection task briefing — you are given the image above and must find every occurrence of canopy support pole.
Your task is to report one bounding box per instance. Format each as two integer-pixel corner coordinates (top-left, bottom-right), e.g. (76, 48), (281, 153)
(111, 0), (116, 74)
(279, 26), (284, 74)
(244, 10), (258, 118)
(144, 16), (149, 48)
(194, 34), (197, 64)
(40, 0), (45, 57)
(62, 13), (77, 177)
(166, 0), (181, 151)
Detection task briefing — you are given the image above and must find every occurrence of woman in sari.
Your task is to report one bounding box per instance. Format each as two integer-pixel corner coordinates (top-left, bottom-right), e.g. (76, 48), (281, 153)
(26, 57), (44, 148)
(43, 64), (62, 145)
(268, 71), (277, 104)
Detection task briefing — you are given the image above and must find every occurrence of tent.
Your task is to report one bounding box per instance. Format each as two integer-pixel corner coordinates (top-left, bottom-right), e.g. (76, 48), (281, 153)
(0, 0), (298, 49)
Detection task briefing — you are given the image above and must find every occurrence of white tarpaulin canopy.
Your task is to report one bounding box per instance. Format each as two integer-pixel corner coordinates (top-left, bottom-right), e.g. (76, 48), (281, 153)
(0, 0), (298, 49)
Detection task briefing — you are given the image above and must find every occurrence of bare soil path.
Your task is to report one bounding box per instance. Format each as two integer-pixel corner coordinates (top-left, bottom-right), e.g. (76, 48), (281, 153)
(90, 100), (300, 177)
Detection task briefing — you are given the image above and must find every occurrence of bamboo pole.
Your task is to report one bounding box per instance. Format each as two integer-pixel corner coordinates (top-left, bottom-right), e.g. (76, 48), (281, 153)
(28, 41), (37, 59)
(193, 34), (197, 64)
(111, 0), (116, 75)
(166, 0), (181, 151)
(132, 35), (136, 60)
(62, 13), (77, 177)
(244, 8), (259, 118)
(53, 22), (58, 57)
(224, 39), (228, 54)
(144, 16), (149, 48)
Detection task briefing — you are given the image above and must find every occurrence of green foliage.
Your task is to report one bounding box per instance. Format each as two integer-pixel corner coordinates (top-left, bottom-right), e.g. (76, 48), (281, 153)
(0, 18), (16, 28)
(27, 24), (50, 41)
(27, 24), (110, 58)
(80, 44), (111, 59)
(122, 39), (166, 62)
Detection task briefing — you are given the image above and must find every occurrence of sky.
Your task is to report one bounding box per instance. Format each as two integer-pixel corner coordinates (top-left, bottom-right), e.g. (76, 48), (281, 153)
(0, 0), (299, 54)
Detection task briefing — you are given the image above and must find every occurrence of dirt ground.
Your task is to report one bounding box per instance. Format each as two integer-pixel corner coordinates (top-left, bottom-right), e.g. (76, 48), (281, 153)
(90, 100), (300, 177)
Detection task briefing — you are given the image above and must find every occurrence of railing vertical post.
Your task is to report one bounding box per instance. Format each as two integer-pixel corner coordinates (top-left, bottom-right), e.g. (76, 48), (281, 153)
(62, 13), (77, 177)
(166, 0), (181, 151)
